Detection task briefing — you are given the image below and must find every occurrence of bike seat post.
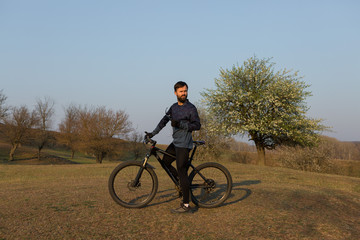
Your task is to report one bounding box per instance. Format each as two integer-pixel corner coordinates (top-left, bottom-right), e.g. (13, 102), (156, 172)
(189, 145), (197, 163)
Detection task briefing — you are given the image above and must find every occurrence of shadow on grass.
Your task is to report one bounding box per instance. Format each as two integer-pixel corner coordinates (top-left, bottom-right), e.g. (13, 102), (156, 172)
(147, 180), (261, 208)
(222, 180), (261, 206)
(148, 189), (180, 207)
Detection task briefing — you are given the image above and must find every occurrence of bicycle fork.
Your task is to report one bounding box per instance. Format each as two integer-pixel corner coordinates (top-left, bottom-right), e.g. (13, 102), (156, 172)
(132, 154), (151, 187)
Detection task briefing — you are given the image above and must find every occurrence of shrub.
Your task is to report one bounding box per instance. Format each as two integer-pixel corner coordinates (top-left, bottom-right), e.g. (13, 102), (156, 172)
(230, 151), (257, 164)
(276, 145), (332, 173)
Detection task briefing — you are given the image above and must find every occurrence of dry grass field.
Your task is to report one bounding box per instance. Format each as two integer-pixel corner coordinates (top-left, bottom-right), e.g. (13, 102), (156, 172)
(1, 159), (360, 240)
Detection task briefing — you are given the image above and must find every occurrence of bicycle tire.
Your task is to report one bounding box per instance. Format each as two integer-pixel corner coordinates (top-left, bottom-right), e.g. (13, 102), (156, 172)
(108, 161), (158, 208)
(189, 162), (232, 208)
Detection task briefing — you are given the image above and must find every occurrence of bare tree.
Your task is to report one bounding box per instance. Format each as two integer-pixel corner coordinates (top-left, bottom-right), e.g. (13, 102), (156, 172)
(34, 97), (55, 160)
(2, 106), (38, 161)
(128, 131), (145, 159)
(77, 106), (132, 163)
(0, 90), (9, 121)
(192, 106), (231, 161)
(58, 104), (80, 159)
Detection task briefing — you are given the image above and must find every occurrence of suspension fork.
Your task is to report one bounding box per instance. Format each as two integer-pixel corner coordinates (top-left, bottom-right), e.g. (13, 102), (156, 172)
(132, 154), (151, 186)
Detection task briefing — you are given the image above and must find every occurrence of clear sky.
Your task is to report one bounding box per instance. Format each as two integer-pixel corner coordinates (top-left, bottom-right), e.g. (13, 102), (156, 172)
(1, 0), (359, 143)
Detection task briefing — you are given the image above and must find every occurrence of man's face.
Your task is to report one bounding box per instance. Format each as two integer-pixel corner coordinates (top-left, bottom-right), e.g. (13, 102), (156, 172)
(175, 85), (188, 103)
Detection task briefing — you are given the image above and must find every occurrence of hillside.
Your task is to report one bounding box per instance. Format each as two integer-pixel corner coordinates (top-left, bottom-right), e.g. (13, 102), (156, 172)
(0, 123), (133, 164)
(0, 161), (359, 239)
(0, 122), (171, 165)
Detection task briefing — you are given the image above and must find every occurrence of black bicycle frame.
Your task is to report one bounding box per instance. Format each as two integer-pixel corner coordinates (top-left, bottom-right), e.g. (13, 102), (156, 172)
(134, 142), (206, 187)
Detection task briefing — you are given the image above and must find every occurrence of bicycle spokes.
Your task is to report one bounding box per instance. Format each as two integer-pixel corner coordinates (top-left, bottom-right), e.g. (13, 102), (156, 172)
(110, 163), (157, 207)
(190, 163), (232, 207)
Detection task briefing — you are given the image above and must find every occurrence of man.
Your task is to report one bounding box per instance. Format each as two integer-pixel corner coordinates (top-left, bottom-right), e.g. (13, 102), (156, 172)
(147, 81), (201, 213)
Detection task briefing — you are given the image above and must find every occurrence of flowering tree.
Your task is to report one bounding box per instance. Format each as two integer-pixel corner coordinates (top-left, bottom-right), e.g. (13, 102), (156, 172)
(201, 56), (328, 165)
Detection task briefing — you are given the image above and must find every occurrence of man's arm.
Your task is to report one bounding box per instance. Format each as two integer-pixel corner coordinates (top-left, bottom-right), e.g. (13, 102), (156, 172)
(151, 114), (171, 135)
(187, 106), (201, 132)
(177, 106), (201, 132)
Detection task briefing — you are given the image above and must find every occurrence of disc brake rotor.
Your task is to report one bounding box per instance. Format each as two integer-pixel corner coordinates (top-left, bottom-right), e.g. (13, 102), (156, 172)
(127, 180), (141, 191)
(204, 179), (216, 192)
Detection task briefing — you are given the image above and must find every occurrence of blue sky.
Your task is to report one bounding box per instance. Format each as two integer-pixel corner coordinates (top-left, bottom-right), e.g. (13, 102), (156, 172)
(1, 0), (359, 143)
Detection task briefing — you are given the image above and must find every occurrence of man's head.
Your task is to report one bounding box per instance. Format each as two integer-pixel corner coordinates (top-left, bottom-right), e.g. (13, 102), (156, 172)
(174, 81), (188, 104)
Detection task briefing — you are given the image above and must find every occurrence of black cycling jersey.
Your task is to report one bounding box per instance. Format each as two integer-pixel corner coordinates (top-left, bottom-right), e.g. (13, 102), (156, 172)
(152, 100), (201, 149)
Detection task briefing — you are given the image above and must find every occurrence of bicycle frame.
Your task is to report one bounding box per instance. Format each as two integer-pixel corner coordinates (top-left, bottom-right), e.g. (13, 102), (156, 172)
(134, 139), (205, 188)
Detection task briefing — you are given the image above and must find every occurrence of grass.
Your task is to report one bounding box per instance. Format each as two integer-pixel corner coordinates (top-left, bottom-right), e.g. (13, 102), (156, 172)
(0, 143), (105, 165)
(0, 141), (143, 164)
(1, 160), (360, 239)
(42, 148), (98, 164)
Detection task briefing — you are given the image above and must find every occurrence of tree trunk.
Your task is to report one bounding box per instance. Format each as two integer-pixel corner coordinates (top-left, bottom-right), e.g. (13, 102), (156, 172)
(9, 144), (19, 161)
(255, 144), (266, 166)
(38, 145), (43, 161)
(71, 150), (75, 159)
(96, 152), (104, 164)
(249, 131), (266, 165)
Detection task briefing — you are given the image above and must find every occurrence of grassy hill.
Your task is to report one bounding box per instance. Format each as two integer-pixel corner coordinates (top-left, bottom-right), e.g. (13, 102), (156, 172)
(0, 142), (95, 165)
(1, 160), (359, 239)
(0, 127), (166, 165)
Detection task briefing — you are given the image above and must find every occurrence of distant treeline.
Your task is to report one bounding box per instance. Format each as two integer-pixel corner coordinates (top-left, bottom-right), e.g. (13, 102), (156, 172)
(1, 90), (359, 179)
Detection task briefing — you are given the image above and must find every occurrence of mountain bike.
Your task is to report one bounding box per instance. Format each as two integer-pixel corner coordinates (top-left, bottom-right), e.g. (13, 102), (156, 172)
(108, 133), (233, 208)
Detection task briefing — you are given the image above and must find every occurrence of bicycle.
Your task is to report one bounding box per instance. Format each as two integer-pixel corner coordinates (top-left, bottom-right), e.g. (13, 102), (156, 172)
(108, 133), (233, 208)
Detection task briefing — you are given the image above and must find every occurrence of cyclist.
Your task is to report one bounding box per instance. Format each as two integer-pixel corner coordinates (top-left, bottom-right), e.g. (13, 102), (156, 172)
(146, 81), (201, 213)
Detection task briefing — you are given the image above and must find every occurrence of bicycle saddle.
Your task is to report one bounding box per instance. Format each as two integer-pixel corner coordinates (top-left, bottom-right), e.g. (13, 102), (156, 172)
(194, 140), (205, 146)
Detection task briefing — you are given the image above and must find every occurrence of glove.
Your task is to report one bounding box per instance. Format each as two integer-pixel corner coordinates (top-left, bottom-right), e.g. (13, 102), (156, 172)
(171, 120), (180, 128)
(146, 132), (154, 138)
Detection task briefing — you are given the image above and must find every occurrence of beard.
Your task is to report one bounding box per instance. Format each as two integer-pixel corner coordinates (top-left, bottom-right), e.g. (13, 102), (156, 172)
(177, 95), (187, 103)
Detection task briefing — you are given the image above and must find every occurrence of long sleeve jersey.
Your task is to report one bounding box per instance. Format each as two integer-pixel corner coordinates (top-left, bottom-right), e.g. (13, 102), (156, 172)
(152, 100), (201, 149)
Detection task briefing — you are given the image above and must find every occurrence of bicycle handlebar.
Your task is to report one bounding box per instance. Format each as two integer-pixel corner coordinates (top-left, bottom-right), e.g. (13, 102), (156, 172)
(144, 131), (156, 145)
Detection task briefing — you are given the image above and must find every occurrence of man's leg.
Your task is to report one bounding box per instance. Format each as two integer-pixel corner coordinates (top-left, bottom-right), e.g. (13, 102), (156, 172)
(162, 143), (178, 179)
(175, 147), (190, 204)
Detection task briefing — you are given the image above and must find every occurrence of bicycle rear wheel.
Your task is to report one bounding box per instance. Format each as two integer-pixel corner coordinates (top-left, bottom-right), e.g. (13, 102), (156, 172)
(189, 162), (232, 208)
(108, 161), (158, 208)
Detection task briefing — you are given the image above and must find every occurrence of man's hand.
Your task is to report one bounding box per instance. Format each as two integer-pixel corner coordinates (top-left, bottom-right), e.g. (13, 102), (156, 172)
(171, 120), (180, 128)
(146, 132), (154, 138)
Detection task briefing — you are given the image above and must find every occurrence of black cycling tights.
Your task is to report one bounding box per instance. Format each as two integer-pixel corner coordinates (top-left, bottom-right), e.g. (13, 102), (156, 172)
(163, 143), (190, 204)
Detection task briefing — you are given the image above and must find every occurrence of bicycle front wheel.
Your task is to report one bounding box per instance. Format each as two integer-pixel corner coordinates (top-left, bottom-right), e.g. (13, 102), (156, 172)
(189, 162), (232, 208)
(108, 161), (158, 208)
